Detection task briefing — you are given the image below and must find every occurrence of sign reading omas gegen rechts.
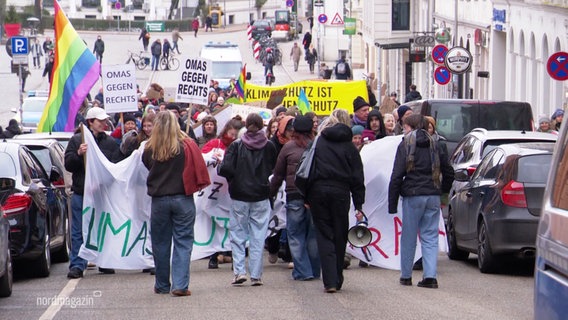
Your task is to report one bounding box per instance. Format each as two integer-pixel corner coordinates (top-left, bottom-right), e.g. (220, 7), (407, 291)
(176, 57), (211, 106)
(101, 64), (138, 113)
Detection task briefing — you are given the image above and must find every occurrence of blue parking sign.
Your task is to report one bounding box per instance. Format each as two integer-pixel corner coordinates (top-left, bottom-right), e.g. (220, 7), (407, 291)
(11, 36), (29, 55)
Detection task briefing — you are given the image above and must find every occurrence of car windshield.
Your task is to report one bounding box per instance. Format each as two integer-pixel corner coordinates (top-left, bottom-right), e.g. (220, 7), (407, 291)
(211, 62), (242, 79)
(0, 153), (17, 177)
(254, 20), (270, 28)
(23, 99), (47, 112)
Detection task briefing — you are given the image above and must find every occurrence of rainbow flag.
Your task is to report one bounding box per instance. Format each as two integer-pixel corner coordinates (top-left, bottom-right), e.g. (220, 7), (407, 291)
(297, 88), (311, 115)
(37, 0), (100, 132)
(235, 64), (246, 102)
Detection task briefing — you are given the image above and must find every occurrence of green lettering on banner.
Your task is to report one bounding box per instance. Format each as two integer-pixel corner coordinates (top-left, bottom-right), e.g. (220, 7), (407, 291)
(125, 221), (149, 257)
(99, 212), (132, 257)
(84, 206), (98, 251)
(194, 216), (230, 248)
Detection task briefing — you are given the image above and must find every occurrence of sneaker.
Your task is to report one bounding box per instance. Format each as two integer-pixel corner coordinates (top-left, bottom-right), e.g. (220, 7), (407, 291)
(399, 277), (412, 286)
(417, 278), (438, 289)
(324, 287), (337, 293)
(231, 274), (247, 285)
(268, 253), (278, 264)
(251, 278), (263, 286)
(98, 267), (115, 274)
(67, 268), (84, 279)
(208, 258), (219, 269)
(287, 262), (294, 269)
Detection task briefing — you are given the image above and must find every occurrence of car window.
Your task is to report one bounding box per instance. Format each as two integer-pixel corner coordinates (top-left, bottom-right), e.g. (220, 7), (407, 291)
(20, 149), (47, 180)
(517, 154), (552, 183)
(0, 153), (17, 177)
(473, 149), (504, 181)
(430, 102), (477, 143)
(552, 135), (568, 210)
(479, 102), (533, 131)
(27, 148), (52, 175)
(22, 98), (47, 112)
(451, 135), (479, 165)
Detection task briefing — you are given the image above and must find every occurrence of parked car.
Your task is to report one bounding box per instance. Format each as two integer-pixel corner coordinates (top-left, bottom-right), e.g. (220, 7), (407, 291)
(13, 131), (74, 150)
(446, 129), (557, 220)
(400, 99), (535, 154)
(0, 141), (69, 277)
(534, 120), (568, 319)
(251, 19), (273, 40)
(0, 205), (12, 297)
(447, 142), (554, 273)
(11, 95), (48, 133)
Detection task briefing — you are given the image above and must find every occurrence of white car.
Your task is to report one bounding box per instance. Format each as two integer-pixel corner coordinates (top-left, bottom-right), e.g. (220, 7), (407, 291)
(12, 95), (48, 133)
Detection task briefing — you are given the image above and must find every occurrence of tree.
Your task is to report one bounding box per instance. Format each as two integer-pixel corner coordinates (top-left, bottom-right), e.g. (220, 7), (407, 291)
(5, 5), (19, 23)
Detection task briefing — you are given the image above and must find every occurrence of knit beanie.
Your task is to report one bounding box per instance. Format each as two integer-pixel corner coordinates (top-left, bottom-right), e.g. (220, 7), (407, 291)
(351, 125), (364, 136)
(353, 96), (370, 113)
(397, 105), (412, 120)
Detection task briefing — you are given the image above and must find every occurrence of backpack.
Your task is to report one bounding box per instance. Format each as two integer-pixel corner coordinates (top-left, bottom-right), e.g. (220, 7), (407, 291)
(266, 53), (274, 64)
(337, 62), (347, 75)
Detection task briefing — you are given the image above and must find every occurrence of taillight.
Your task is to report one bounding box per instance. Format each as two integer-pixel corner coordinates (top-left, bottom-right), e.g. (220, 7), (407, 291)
(2, 193), (32, 215)
(466, 166), (477, 176)
(501, 180), (527, 208)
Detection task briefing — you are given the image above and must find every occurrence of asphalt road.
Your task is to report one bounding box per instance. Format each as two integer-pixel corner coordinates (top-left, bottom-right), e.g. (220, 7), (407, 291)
(0, 26), (535, 320)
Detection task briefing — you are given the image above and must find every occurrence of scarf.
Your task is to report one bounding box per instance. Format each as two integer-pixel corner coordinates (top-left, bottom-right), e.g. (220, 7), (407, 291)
(404, 129), (441, 188)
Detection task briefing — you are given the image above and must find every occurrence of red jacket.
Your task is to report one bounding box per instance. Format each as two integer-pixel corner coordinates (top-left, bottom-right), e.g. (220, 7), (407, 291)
(182, 138), (211, 195)
(192, 19), (199, 30)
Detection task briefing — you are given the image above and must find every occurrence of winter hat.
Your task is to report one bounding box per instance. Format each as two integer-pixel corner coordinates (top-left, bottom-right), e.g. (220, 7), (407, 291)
(293, 115), (313, 133)
(353, 96), (370, 113)
(351, 125), (364, 136)
(165, 103), (181, 113)
(275, 106), (287, 117)
(539, 116), (550, 125)
(397, 105), (412, 120)
(551, 109), (565, 120)
(123, 115), (136, 125)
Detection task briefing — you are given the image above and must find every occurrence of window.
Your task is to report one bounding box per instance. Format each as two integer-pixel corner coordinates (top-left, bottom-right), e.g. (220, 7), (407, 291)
(392, 0), (410, 31)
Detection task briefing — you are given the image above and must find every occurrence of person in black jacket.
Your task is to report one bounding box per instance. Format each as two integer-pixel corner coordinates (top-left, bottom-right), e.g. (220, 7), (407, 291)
(218, 113), (277, 286)
(93, 35), (105, 63)
(150, 39), (162, 71)
(64, 107), (122, 279)
(388, 114), (454, 289)
(305, 109), (365, 293)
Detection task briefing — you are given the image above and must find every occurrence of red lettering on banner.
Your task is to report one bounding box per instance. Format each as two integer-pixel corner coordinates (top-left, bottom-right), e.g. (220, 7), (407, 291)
(367, 227), (388, 259)
(394, 216), (402, 256)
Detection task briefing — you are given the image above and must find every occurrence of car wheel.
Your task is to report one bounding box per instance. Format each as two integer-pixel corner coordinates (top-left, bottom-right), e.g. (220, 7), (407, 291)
(0, 249), (13, 297)
(477, 219), (498, 273)
(446, 211), (469, 260)
(53, 214), (70, 263)
(35, 232), (51, 277)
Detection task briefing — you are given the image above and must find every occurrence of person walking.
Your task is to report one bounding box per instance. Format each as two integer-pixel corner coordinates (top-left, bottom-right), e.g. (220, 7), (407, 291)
(404, 84), (422, 102)
(43, 37), (54, 63)
(388, 114), (454, 289)
(269, 115), (321, 281)
(304, 109), (365, 293)
(65, 107), (122, 279)
(43, 55), (55, 85)
(93, 35), (105, 63)
(192, 18), (200, 38)
(150, 38), (162, 71)
(162, 39), (172, 69)
(334, 55), (352, 80)
(171, 27), (183, 54)
(142, 111), (210, 296)
(302, 31), (312, 57)
(306, 45), (317, 74)
(290, 42), (302, 72)
(20, 66), (31, 92)
(139, 27), (150, 51)
(205, 15), (213, 32)
(218, 113), (277, 286)
(31, 39), (43, 69)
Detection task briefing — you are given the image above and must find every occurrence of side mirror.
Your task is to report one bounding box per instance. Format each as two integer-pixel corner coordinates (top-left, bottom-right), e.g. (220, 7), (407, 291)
(454, 168), (471, 182)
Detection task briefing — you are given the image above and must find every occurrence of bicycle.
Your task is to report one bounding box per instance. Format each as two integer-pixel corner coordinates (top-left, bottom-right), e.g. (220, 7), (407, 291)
(126, 50), (150, 70)
(159, 53), (180, 71)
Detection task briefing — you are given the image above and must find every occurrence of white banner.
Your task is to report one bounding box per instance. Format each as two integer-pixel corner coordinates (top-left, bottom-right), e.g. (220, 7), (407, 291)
(346, 135), (448, 270)
(101, 64), (138, 113)
(175, 57), (211, 105)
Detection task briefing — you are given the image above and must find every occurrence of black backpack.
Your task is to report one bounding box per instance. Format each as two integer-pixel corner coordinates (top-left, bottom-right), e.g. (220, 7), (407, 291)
(266, 53), (274, 64)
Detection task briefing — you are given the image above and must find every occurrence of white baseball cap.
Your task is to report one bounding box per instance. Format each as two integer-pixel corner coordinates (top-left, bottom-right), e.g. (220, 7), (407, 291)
(86, 107), (110, 120)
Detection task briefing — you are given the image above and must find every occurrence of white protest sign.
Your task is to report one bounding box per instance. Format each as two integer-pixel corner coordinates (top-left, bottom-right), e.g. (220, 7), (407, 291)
(175, 57), (211, 105)
(101, 64), (138, 113)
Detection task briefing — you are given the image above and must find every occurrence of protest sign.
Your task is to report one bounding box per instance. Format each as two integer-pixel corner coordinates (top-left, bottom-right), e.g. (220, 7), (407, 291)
(101, 64), (138, 113)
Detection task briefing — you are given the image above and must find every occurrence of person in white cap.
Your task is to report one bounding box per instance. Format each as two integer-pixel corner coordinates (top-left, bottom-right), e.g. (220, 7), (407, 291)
(64, 107), (122, 279)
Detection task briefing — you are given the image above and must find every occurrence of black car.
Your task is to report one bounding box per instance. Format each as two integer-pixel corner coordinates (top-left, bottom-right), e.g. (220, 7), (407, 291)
(447, 142), (554, 273)
(0, 204), (12, 297)
(0, 142), (69, 277)
(251, 19), (273, 40)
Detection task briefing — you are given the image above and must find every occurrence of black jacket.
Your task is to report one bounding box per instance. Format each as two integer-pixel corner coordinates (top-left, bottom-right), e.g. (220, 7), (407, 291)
(308, 123), (365, 210)
(151, 41), (162, 56)
(388, 129), (454, 213)
(64, 130), (122, 195)
(93, 39), (105, 54)
(218, 137), (277, 202)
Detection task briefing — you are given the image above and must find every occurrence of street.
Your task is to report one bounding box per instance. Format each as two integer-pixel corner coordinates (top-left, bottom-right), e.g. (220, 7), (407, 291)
(0, 26), (534, 320)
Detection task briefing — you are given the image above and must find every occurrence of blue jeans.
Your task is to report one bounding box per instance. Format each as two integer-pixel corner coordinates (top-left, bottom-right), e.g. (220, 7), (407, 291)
(229, 199), (270, 279)
(150, 195), (196, 293)
(69, 194), (87, 271)
(286, 199), (320, 280)
(151, 54), (160, 70)
(401, 195), (441, 279)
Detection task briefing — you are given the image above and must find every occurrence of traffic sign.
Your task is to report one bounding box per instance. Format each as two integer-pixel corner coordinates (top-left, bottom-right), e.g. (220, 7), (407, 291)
(115, 1), (121, 9)
(444, 46), (472, 74)
(330, 13), (344, 25)
(434, 66), (451, 85)
(318, 14), (327, 24)
(11, 36), (29, 55)
(547, 52), (568, 81)
(431, 44), (448, 65)
(314, 0), (324, 7)
(286, 0), (294, 8)
(12, 55), (28, 65)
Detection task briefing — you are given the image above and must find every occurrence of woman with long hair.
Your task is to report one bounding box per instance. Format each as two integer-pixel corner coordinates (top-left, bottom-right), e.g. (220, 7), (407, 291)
(120, 113), (156, 157)
(142, 111), (209, 296)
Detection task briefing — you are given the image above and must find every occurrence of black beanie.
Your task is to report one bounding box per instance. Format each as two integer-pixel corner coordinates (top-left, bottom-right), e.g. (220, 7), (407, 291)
(275, 106), (287, 116)
(293, 115), (313, 133)
(397, 105), (412, 120)
(353, 96), (370, 112)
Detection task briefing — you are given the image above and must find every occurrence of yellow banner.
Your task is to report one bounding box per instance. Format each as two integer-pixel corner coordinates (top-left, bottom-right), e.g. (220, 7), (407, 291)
(245, 80), (369, 116)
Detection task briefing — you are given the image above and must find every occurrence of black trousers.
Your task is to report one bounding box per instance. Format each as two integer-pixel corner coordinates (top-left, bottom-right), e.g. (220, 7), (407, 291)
(308, 184), (350, 290)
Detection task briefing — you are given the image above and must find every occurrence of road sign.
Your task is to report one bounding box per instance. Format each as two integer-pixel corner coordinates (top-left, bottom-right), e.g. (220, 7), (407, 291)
(115, 1), (121, 9)
(431, 44), (448, 65)
(414, 36), (435, 47)
(547, 52), (568, 81)
(12, 55), (28, 65)
(11, 36), (29, 55)
(444, 46), (472, 74)
(330, 13), (344, 25)
(434, 66), (451, 85)
(318, 14), (327, 24)
(286, 0), (294, 8)
(314, 0), (324, 7)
